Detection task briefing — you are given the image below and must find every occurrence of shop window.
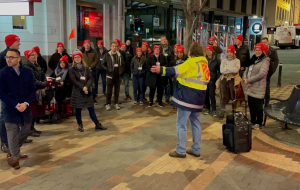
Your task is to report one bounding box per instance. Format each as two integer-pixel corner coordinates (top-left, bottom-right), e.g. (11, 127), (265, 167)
(13, 16), (26, 29)
(230, 0), (235, 11)
(217, 0), (223, 9)
(252, 0), (257, 15)
(241, 0), (247, 13)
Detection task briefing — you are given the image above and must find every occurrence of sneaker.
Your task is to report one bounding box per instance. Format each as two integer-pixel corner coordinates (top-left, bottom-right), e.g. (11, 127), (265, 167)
(169, 151), (186, 158)
(133, 101), (137, 105)
(95, 123), (107, 130)
(105, 104), (111, 111)
(252, 124), (260, 129)
(203, 110), (210, 115)
(158, 103), (164, 107)
(140, 101), (143, 105)
(212, 111), (218, 118)
(115, 104), (121, 110)
(93, 99), (98, 105)
(148, 102), (153, 107)
(186, 149), (200, 157)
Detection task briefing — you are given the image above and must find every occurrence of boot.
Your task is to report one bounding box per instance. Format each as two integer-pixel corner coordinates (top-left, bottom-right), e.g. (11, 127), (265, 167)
(95, 123), (107, 130)
(78, 124), (84, 132)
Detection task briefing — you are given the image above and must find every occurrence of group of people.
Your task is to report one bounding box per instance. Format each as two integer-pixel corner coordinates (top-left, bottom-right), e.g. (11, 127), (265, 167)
(0, 32), (279, 169)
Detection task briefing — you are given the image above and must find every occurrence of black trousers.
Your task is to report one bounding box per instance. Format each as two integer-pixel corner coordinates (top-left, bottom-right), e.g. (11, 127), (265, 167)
(220, 78), (235, 109)
(106, 77), (121, 105)
(205, 82), (217, 111)
(248, 96), (264, 125)
(149, 79), (163, 104)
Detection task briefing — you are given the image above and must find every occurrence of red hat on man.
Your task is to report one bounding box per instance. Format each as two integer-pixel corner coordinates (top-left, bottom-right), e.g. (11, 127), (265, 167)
(97, 40), (104, 46)
(57, 42), (64, 48)
(136, 48), (142, 53)
(72, 49), (83, 59)
(206, 45), (213, 52)
(153, 45), (160, 50)
(5, 34), (20, 47)
(24, 48), (36, 59)
(33, 46), (40, 54)
(84, 40), (91, 45)
(235, 34), (243, 42)
(227, 45), (235, 53)
(208, 37), (215, 42)
(176, 46), (185, 53)
(60, 55), (69, 64)
(142, 42), (149, 49)
(114, 39), (121, 47)
(120, 43), (126, 48)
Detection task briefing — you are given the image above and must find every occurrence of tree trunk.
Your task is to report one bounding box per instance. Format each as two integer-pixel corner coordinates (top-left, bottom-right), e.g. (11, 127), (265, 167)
(184, 14), (193, 54)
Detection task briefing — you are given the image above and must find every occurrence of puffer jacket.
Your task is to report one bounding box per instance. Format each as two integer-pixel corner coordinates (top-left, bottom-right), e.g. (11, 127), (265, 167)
(23, 60), (47, 90)
(206, 53), (221, 83)
(243, 55), (270, 99)
(235, 44), (250, 68)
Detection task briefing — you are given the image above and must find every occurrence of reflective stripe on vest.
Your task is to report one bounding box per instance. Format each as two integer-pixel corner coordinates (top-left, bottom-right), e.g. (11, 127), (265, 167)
(172, 97), (203, 109)
(182, 62), (208, 85)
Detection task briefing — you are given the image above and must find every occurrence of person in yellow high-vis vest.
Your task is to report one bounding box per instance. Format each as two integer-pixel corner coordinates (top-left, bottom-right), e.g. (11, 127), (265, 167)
(151, 43), (210, 158)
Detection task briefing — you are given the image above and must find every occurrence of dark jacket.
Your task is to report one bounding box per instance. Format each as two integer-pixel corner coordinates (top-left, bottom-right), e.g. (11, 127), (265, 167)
(267, 46), (279, 81)
(102, 51), (125, 78)
(82, 48), (98, 71)
(48, 51), (72, 71)
(142, 52), (150, 59)
(124, 52), (132, 74)
(0, 47), (9, 70)
(145, 54), (168, 88)
(126, 45), (134, 57)
(95, 47), (108, 70)
(131, 56), (147, 77)
(160, 45), (174, 63)
(206, 53), (221, 83)
(37, 54), (48, 74)
(235, 44), (250, 68)
(0, 65), (36, 124)
(170, 54), (188, 67)
(69, 66), (93, 108)
(23, 60), (47, 90)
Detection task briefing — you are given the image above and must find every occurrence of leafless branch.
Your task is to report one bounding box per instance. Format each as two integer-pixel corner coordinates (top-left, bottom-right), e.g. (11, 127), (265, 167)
(180, 0), (189, 18)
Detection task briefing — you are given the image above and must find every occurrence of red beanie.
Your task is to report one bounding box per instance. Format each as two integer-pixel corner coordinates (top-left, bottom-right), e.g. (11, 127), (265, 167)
(84, 40), (91, 45)
(263, 45), (269, 55)
(174, 44), (181, 48)
(60, 55), (69, 64)
(24, 50), (30, 59)
(148, 47), (152, 54)
(193, 41), (198, 44)
(153, 45), (160, 50)
(208, 37), (215, 42)
(24, 48), (36, 59)
(33, 46), (40, 54)
(176, 46), (184, 53)
(114, 39), (121, 47)
(206, 45), (213, 51)
(5, 34), (20, 47)
(227, 45), (235, 53)
(235, 34), (243, 42)
(136, 48), (142, 53)
(254, 43), (264, 51)
(120, 43), (126, 48)
(142, 42), (149, 49)
(72, 49), (83, 59)
(57, 42), (64, 48)
(97, 40), (104, 46)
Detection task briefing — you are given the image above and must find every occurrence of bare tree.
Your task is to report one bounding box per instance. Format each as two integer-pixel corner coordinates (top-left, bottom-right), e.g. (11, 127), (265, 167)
(180, 0), (208, 53)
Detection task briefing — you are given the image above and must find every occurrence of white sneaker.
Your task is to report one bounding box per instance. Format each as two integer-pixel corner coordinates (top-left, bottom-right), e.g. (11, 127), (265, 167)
(115, 104), (120, 110)
(105, 104), (111, 111)
(140, 101), (143, 105)
(253, 124), (260, 129)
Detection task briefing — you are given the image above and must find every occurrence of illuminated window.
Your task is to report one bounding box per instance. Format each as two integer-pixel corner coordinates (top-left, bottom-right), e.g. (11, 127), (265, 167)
(13, 16), (26, 29)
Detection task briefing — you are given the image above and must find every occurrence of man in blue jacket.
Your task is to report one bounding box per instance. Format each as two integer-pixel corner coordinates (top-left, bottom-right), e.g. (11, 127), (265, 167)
(0, 49), (36, 169)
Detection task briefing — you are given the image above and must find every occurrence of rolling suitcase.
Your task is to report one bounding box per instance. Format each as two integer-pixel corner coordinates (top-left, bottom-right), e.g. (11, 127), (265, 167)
(222, 99), (252, 154)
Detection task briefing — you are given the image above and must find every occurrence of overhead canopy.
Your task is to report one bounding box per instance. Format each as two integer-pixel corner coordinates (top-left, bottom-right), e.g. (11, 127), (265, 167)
(135, 0), (171, 8)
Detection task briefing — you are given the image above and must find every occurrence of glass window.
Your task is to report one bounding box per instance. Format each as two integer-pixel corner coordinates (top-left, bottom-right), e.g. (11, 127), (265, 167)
(13, 16), (26, 29)
(217, 0), (223, 9)
(241, 0), (247, 13)
(252, 0), (257, 15)
(230, 0), (235, 11)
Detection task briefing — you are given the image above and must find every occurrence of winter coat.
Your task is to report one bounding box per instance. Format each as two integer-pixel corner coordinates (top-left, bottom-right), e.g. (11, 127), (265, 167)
(0, 65), (36, 124)
(267, 46), (279, 81)
(145, 54), (168, 88)
(170, 54), (188, 67)
(0, 47), (9, 70)
(37, 54), (48, 74)
(160, 44), (174, 64)
(102, 51), (125, 79)
(48, 51), (72, 71)
(243, 55), (270, 99)
(235, 44), (250, 68)
(23, 60), (47, 90)
(131, 56), (147, 77)
(126, 45), (134, 57)
(95, 47), (108, 70)
(82, 48), (98, 71)
(207, 53), (221, 83)
(142, 52), (151, 59)
(124, 52), (132, 74)
(69, 66), (94, 108)
(220, 58), (240, 74)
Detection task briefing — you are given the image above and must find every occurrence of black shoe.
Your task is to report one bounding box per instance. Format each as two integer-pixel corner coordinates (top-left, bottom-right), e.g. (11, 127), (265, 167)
(29, 131), (40, 137)
(24, 139), (33, 143)
(158, 103), (164, 107)
(93, 99), (98, 105)
(126, 95), (132, 100)
(143, 98), (148, 102)
(33, 128), (42, 134)
(165, 99), (170, 103)
(148, 102), (153, 107)
(95, 123), (107, 130)
(78, 124), (84, 132)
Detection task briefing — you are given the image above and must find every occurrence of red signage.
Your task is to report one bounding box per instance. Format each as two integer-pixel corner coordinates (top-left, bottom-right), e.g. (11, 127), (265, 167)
(89, 11), (103, 38)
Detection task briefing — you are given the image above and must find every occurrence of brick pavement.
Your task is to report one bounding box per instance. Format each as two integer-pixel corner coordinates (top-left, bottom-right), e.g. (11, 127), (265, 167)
(0, 85), (300, 190)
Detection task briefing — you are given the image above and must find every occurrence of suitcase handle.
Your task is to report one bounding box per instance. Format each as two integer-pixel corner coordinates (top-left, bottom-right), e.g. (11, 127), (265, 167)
(231, 99), (247, 118)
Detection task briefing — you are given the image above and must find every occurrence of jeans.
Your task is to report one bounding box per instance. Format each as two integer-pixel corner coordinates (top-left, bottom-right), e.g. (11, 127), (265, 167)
(106, 77), (121, 105)
(96, 69), (106, 94)
(122, 73), (130, 96)
(132, 76), (144, 101)
(205, 82), (217, 111)
(176, 107), (202, 155)
(5, 122), (31, 160)
(75, 107), (99, 125)
(248, 96), (264, 125)
(91, 70), (97, 99)
(164, 85), (170, 100)
(0, 101), (8, 144)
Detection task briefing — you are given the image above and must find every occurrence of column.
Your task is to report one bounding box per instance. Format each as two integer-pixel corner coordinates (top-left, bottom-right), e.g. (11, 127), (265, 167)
(66, 0), (77, 54)
(103, 3), (111, 47)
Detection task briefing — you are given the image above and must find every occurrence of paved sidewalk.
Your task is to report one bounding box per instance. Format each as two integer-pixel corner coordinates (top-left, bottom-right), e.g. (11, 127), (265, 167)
(0, 85), (300, 190)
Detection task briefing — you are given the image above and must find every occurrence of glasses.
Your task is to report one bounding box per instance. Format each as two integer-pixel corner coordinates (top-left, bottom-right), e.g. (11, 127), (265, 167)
(4, 56), (19, 60)
(30, 54), (38, 57)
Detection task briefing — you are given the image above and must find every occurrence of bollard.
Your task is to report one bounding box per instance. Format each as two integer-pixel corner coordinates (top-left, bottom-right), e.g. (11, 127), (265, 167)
(277, 63), (282, 87)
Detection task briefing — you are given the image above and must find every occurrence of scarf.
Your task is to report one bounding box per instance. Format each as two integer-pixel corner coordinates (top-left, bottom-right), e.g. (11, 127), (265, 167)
(76, 63), (84, 71)
(55, 67), (68, 81)
(247, 54), (265, 67)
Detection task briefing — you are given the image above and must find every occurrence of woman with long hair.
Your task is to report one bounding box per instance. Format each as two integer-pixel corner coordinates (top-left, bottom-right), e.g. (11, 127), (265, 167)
(69, 50), (107, 132)
(48, 42), (72, 72)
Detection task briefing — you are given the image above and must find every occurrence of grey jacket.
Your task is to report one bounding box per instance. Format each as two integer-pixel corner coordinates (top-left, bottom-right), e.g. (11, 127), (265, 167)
(243, 56), (270, 99)
(220, 58), (240, 74)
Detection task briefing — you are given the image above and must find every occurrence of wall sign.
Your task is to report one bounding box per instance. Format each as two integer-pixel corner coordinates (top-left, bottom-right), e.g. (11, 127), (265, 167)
(89, 11), (103, 37)
(252, 23), (262, 34)
(153, 17), (159, 27)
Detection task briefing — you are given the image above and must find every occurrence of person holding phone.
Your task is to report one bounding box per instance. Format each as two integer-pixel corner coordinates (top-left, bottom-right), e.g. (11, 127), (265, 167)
(69, 50), (106, 132)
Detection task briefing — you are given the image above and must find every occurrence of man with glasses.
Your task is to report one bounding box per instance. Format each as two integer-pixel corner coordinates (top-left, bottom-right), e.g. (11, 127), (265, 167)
(0, 49), (36, 169)
(0, 34), (21, 153)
